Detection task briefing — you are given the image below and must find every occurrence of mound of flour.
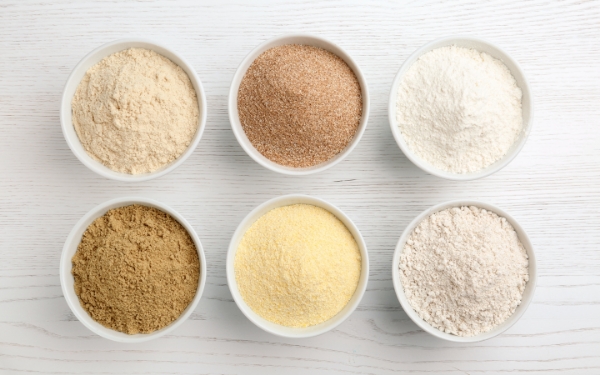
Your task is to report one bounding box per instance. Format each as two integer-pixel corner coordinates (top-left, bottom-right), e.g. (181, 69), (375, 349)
(396, 45), (523, 174)
(72, 48), (199, 174)
(399, 206), (529, 337)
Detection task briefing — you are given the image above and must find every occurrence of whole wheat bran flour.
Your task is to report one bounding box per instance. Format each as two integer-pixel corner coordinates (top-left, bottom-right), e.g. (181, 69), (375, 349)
(72, 48), (199, 174)
(72, 204), (200, 334)
(238, 44), (362, 168)
(399, 206), (529, 337)
(234, 204), (361, 327)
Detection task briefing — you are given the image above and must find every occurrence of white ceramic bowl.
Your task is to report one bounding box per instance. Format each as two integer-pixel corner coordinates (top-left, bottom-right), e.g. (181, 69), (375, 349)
(226, 194), (369, 338)
(61, 38), (207, 182)
(60, 197), (207, 343)
(228, 34), (370, 175)
(391, 200), (537, 342)
(388, 36), (533, 180)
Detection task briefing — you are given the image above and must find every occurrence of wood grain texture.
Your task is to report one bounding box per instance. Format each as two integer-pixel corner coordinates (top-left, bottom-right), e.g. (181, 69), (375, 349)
(1, 0), (600, 373)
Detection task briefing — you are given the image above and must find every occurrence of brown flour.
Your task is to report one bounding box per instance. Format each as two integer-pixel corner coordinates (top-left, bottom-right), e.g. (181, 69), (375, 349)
(238, 44), (362, 168)
(72, 204), (200, 334)
(72, 48), (199, 174)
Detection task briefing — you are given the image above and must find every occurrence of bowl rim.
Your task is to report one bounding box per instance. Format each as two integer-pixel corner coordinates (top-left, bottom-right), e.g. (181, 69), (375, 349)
(228, 33), (370, 176)
(60, 37), (208, 182)
(388, 35), (534, 181)
(391, 200), (537, 343)
(226, 194), (369, 338)
(59, 196), (208, 343)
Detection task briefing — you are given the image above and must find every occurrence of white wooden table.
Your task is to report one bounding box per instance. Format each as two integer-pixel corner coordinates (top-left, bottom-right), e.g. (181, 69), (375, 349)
(1, 1), (600, 373)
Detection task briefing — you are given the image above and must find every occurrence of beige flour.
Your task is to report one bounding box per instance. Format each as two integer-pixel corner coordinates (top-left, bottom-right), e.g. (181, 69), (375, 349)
(72, 48), (199, 174)
(399, 206), (529, 337)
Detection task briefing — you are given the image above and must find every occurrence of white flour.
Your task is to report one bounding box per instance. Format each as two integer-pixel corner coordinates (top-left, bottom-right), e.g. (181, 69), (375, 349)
(396, 45), (523, 174)
(399, 206), (529, 337)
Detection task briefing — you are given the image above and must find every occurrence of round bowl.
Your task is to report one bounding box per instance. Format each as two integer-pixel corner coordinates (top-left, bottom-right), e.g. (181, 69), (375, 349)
(228, 34), (370, 176)
(226, 194), (369, 338)
(60, 38), (207, 182)
(60, 197), (207, 343)
(391, 200), (537, 342)
(388, 36), (533, 181)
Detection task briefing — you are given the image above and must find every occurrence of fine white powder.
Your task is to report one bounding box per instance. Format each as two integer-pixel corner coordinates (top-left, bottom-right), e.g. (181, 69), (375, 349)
(399, 206), (529, 337)
(396, 45), (523, 174)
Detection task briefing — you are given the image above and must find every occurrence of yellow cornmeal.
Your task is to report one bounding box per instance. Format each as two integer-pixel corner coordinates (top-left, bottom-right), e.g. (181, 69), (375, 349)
(234, 204), (362, 328)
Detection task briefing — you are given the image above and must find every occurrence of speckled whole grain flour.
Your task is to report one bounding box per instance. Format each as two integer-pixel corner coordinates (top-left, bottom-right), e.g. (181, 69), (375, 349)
(72, 48), (199, 174)
(399, 206), (529, 337)
(396, 45), (523, 174)
(238, 44), (362, 168)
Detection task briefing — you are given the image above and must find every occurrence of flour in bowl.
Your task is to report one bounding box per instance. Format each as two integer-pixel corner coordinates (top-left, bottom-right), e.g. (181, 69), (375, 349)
(72, 48), (199, 174)
(396, 45), (523, 174)
(399, 206), (529, 337)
